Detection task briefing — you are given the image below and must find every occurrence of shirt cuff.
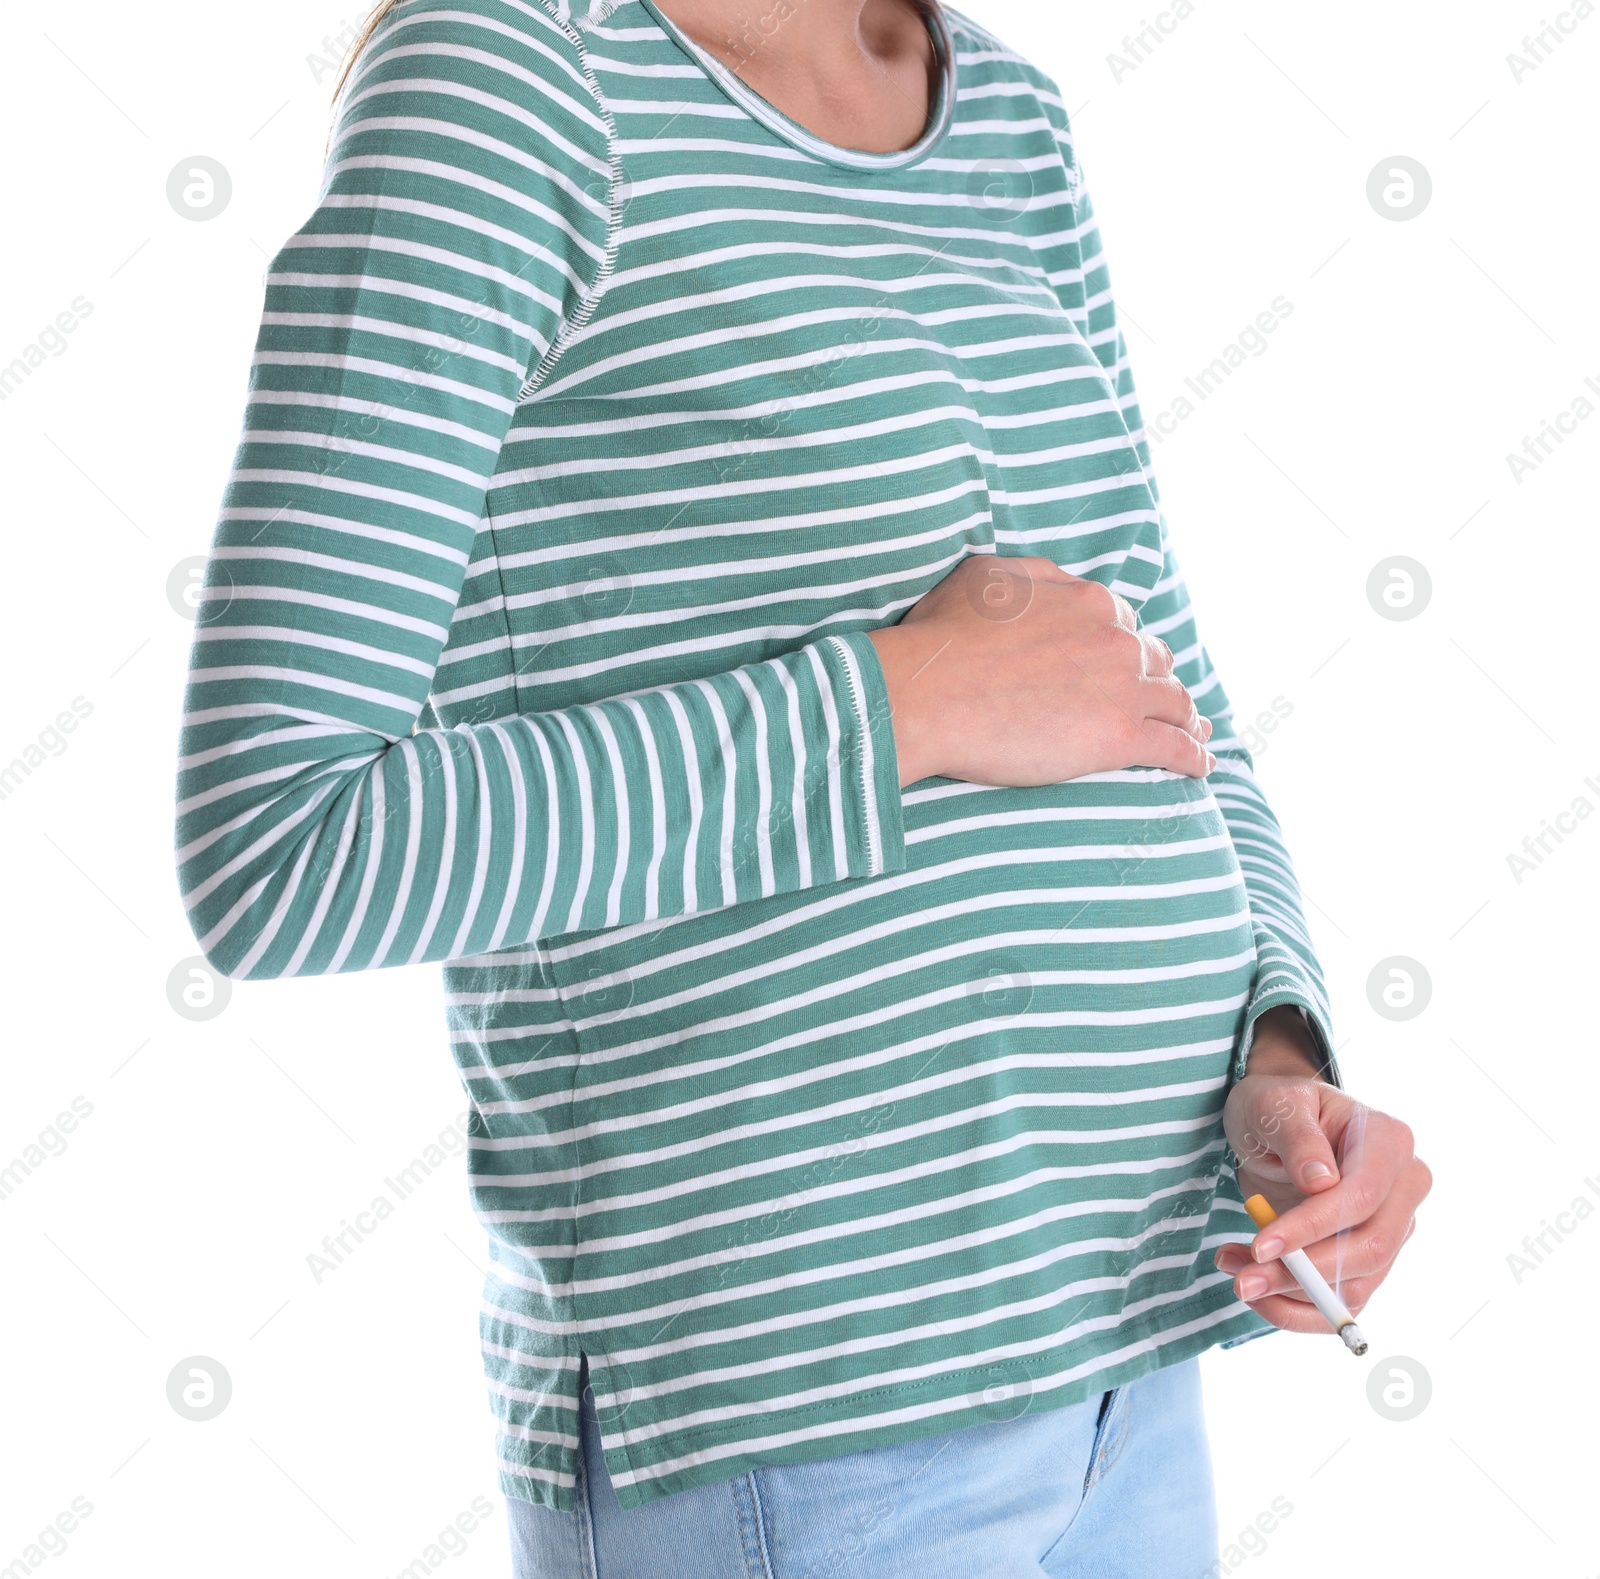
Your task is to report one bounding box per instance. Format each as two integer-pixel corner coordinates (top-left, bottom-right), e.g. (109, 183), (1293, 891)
(1233, 939), (1341, 1090)
(821, 631), (907, 880)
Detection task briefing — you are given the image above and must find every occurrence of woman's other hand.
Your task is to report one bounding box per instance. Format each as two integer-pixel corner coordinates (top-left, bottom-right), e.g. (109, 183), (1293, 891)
(1216, 1014), (1433, 1334)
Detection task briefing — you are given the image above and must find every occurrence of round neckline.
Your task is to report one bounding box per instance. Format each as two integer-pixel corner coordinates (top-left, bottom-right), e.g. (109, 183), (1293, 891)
(637, 0), (957, 172)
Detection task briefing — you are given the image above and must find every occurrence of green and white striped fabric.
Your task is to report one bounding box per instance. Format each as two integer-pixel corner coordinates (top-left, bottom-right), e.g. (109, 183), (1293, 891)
(175, 0), (1336, 1511)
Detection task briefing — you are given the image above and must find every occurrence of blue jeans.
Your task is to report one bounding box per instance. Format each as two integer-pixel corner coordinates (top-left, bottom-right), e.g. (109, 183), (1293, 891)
(507, 1358), (1218, 1577)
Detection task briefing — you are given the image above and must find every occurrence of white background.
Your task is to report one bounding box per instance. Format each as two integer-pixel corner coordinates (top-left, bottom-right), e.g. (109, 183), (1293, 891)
(1, 1), (1596, 1575)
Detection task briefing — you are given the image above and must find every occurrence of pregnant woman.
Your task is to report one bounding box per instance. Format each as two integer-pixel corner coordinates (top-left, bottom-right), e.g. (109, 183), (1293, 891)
(174, 0), (1430, 1573)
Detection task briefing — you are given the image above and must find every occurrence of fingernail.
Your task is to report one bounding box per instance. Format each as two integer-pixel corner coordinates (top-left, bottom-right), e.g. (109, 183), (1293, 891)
(1238, 1274), (1269, 1300)
(1254, 1236), (1283, 1261)
(1302, 1162), (1333, 1183)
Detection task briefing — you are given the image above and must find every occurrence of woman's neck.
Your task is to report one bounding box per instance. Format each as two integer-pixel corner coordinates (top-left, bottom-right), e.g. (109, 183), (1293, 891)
(650, 0), (938, 154)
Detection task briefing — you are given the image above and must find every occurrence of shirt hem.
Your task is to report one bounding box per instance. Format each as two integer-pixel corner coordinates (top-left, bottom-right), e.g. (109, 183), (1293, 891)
(497, 1283), (1269, 1513)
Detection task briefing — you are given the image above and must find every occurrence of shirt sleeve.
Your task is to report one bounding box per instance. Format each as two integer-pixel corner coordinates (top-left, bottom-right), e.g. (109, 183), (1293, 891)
(174, 4), (905, 981)
(1034, 84), (1341, 1090)
(1139, 522), (1341, 1090)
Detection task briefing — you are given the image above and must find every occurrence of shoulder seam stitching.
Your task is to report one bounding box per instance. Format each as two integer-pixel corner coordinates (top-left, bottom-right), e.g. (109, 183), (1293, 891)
(516, 6), (623, 401)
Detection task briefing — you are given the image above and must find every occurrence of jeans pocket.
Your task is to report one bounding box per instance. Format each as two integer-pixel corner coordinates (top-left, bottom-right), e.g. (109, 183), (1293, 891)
(1038, 1384), (1126, 1570)
(1083, 1381), (1133, 1493)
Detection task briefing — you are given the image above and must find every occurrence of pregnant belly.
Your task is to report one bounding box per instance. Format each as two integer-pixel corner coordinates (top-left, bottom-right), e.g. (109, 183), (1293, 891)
(451, 770), (1258, 1341)
(531, 767), (1255, 1197)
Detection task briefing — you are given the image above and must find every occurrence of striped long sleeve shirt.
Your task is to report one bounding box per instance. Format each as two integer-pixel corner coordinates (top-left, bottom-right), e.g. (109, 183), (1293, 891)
(175, 0), (1338, 1511)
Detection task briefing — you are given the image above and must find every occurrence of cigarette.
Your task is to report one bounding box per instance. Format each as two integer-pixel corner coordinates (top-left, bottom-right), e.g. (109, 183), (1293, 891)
(1242, 1194), (1368, 1357)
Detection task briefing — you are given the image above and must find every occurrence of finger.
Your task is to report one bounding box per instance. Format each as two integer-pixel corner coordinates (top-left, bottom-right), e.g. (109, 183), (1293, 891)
(1235, 1277), (1386, 1334)
(1137, 675), (1204, 736)
(1290, 1164), (1429, 1286)
(1251, 1109), (1415, 1263)
(1222, 1242), (1392, 1306)
(1256, 1094), (1343, 1195)
(1217, 1244), (1319, 1300)
(1233, 1291), (1326, 1333)
(1137, 720), (1216, 779)
(1016, 554), (1078, 585)
(1222, 1157), (1428, 1296)
(1140, 632), (1176, 678)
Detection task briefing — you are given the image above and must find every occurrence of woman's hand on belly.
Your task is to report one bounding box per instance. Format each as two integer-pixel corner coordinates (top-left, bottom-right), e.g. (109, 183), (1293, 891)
(1214, 1040), (1433, 1334)
(867, 554), (1215, 790)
